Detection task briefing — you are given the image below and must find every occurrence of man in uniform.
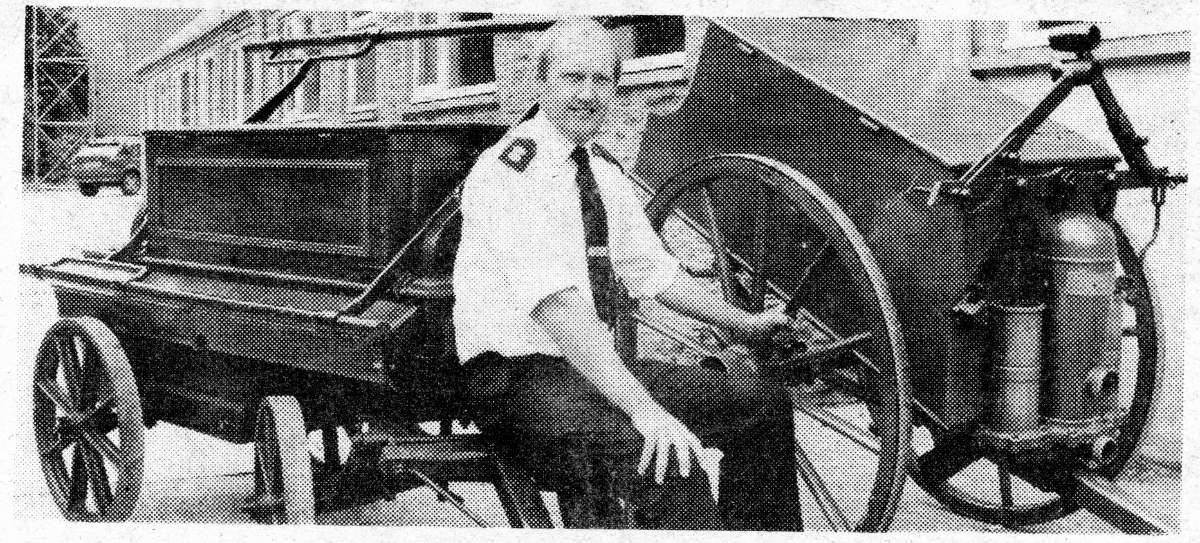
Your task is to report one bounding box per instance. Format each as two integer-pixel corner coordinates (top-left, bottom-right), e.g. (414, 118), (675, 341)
(453, 17), (802, 530)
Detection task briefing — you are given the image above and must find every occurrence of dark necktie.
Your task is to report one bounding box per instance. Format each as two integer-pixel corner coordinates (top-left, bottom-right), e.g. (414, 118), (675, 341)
(571, 147), (619, 326)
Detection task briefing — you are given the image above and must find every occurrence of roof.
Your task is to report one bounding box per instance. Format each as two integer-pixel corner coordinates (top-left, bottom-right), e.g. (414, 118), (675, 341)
(133, 10), (245, 76)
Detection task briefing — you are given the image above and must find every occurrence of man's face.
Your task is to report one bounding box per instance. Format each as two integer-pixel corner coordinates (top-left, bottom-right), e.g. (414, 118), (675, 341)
(538, 35), (617, 147)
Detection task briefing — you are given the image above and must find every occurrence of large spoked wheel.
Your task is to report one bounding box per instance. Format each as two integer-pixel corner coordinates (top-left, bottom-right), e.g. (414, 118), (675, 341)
(908, 222), (1160, 526)
(635, 154), (912, 531)
(248, 396), (315, 524)
(32, 316), (145, 521)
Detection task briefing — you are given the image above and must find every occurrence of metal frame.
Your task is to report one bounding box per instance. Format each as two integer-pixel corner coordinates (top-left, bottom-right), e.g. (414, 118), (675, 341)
(28, 6), (94, 184)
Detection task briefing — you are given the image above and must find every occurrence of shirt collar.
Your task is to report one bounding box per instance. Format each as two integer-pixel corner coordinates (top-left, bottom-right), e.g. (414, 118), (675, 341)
(524, 108), (585, 167)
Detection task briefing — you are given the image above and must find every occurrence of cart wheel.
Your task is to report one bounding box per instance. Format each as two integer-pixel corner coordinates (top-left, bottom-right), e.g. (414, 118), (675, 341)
(908, 222), (1159, 526)
(120, 172), (141, 196)
(32, 316), (145, 521)
(249, 396), (315, 524)
(637, 154), (911, 531)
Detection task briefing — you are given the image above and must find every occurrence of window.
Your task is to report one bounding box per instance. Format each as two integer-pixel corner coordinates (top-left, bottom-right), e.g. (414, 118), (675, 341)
(623, 16), (686, 74)
(347, 11), (378, 111)
(411, 12), (496, 103)
(179, 69), (192, 126)
(300, 16), (321, 116)
(236, 34), (257, 121)
(273, 16), (296, 116)
(201, 55), (216, 125)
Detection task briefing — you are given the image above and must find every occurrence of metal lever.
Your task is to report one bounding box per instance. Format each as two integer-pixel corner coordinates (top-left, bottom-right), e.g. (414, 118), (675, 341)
(762, 331), (872, 384)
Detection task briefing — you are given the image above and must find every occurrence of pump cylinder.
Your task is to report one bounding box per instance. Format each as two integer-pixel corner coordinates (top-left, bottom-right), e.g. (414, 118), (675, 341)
(1039, 211), (1120, 421)
(989, 303), (1045, 432)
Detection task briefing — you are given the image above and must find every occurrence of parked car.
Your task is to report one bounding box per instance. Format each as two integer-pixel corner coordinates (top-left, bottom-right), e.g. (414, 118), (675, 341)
(68, 136), (143, 196)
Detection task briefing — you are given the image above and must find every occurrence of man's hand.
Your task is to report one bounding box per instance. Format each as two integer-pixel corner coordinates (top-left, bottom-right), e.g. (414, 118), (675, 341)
(533, 288), (705, 484)
(657, 274), (794, 347)
(630, 407), (704, 484)
(730, 306), (793, 345)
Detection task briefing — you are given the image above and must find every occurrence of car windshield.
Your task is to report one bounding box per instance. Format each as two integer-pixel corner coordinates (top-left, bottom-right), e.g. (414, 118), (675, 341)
(75, 144), (123, 159)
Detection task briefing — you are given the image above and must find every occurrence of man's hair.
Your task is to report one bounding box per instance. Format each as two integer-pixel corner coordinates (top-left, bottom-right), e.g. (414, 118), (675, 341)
(533, 17), (622, 82)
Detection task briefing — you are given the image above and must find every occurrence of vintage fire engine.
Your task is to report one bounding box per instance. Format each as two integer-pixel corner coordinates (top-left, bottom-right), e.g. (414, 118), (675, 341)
(21, 17), (1184, 532)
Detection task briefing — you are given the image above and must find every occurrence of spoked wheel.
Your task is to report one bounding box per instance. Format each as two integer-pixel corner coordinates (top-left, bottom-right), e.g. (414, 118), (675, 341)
(908, 222), (1159, 526)
(248, 396), (315, 524)
(636, 154), (911, 531)
(32, 316), (145, 521)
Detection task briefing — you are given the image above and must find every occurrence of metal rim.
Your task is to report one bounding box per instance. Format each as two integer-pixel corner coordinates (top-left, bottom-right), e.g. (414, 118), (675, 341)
(250, 395), (315, 524)
(32, 316), (145, 522)
(907, 220), (1159, 526)
(639, 154), (912, 531)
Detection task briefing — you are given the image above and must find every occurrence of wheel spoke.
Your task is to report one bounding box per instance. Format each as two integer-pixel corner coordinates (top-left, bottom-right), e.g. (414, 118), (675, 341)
(56, 336), (83, 407)
(790, 240), (833, 296)
(915, 435), (982, 484)
(79, 393), (116, 426)
(77, 426), (123, 466)
(796, 405), (880, 454)
(793, 443), (853, 531)
(748, 187), (771, 311)
(81, 446), (114, 516)
(700, 186), (739, 304)
(35, 380), (82, 420)
(68, 446), (88, 508)
(999, 465), (1015, 510)
(817, 369), (881, 405)
(40, 434), (77, 458)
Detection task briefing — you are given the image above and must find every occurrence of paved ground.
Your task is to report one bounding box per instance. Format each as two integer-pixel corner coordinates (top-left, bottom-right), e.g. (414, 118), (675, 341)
(8, 187), (1181, 535)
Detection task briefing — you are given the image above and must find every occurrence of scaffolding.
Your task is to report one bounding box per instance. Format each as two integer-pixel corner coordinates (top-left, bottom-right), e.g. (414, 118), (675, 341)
(26, 5), (93, 184)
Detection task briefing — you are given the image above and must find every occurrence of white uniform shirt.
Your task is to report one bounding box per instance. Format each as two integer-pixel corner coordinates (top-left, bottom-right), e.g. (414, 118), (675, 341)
(453, 111), (682, 361)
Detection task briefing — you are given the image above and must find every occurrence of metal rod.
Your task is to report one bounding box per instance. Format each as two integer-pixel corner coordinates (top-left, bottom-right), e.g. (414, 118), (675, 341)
(244, 15), (661, 53)
(245, 58), (315, 123)
(1086, 60), (1161, 187)
(930, 64), (1085, 205)
(1071, 472), (1169, 534)
(406, 466), (489, 527)
(797, 405), (880, 454)
(340, 188), (462, 316)
(794, 444), (853, 530)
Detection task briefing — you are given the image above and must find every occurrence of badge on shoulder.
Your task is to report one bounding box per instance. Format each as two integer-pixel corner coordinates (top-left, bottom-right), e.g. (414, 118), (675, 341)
(500, 138), (537, 172)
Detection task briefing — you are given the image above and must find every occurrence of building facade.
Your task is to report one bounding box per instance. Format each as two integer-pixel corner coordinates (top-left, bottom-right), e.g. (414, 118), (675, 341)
(133, 11), (704, 165)
(134, 10), (1188, 466)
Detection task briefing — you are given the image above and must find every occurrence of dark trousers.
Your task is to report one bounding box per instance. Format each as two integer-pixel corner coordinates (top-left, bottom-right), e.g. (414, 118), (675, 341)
(463, 353), (802, 530)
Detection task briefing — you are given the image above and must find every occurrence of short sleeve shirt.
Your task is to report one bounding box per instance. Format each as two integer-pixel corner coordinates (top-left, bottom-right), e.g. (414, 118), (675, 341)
(453, 111), (682, 361)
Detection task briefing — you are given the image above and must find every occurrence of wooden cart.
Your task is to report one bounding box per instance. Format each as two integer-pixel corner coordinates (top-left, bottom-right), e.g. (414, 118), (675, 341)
(21, 17), (1183, 532)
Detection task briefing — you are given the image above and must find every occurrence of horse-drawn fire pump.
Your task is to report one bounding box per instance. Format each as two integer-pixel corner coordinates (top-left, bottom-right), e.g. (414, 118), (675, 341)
(20, 16), (1185, 532)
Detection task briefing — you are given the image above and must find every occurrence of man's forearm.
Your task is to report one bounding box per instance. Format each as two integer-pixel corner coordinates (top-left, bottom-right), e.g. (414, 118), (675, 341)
(532, 288), (662, 419)
(655, 273), (754, 331)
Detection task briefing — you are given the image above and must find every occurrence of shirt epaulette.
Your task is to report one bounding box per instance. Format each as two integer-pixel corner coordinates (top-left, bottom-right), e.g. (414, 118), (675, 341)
(589, 143), (625, 174)
(499, 138), (537, 172)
